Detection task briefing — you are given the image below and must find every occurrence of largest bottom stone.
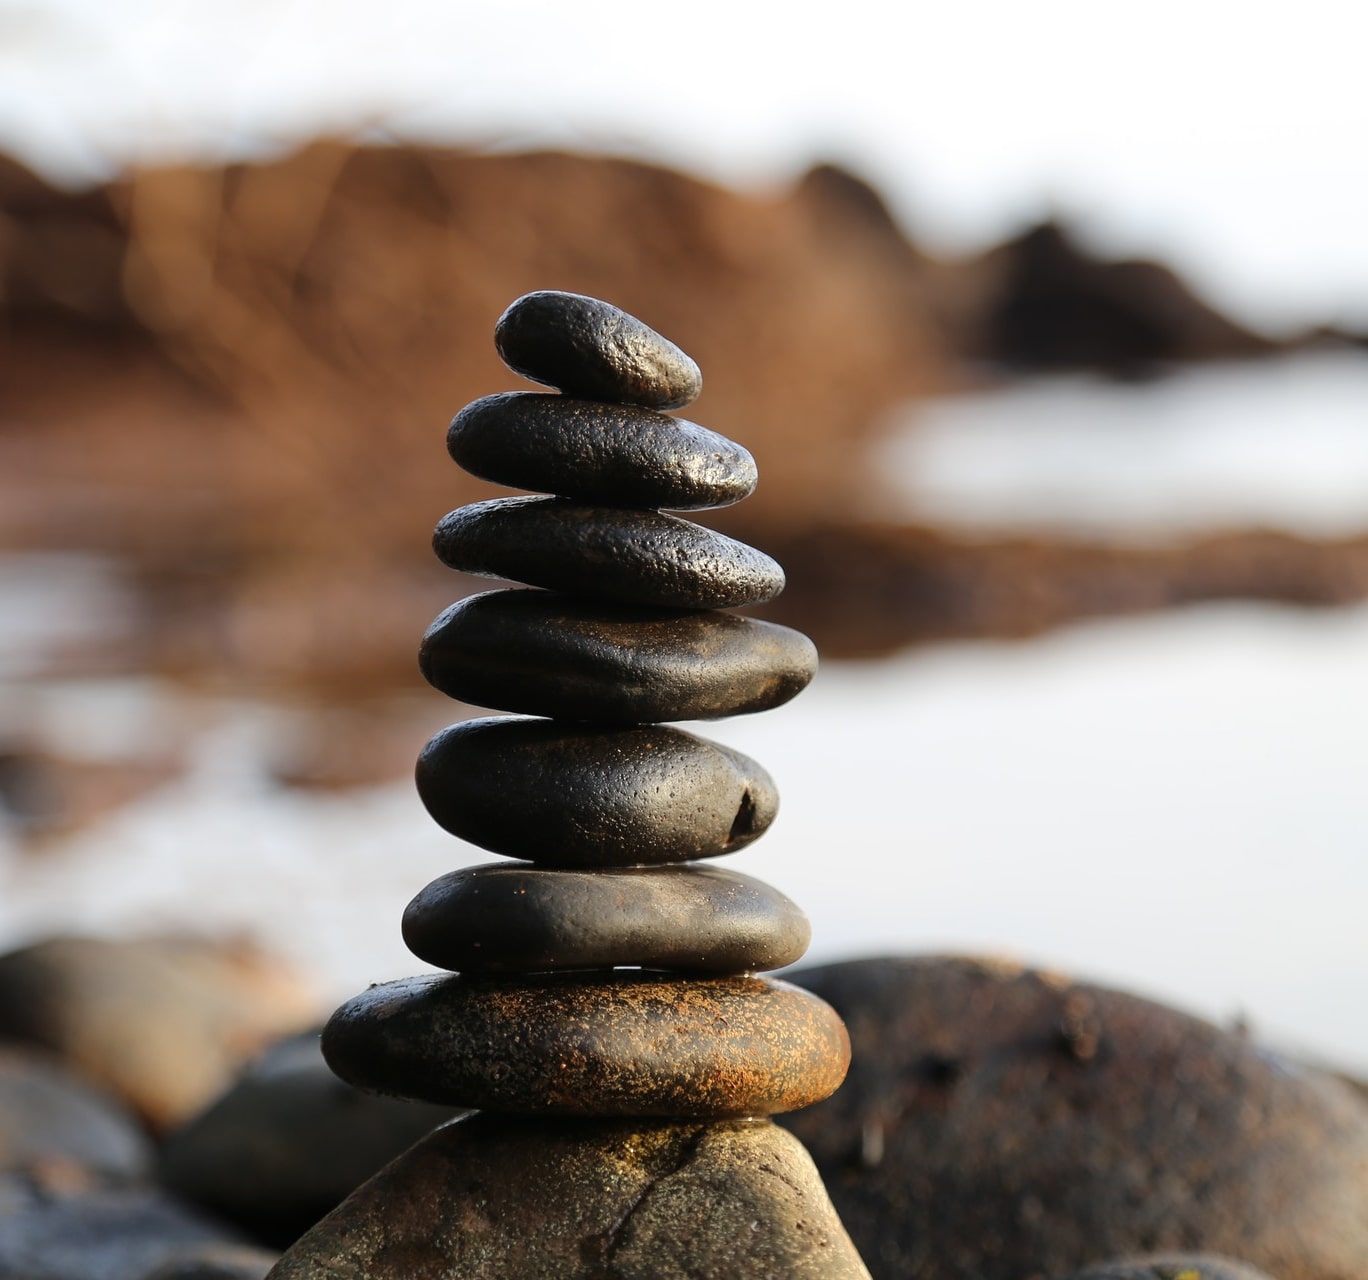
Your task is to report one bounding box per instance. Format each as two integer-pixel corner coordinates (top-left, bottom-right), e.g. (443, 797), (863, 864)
(322, 971), (849, 1117)
(266, 1113), (871, 1280)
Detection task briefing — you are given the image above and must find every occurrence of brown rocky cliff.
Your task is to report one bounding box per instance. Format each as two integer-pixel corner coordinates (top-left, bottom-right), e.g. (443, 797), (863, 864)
(0, 142), (1338, 701)
(0, 143), (956, 689)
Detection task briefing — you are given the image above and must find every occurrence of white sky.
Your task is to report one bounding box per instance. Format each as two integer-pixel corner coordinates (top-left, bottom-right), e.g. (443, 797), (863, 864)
(1, 0), (1366, 335)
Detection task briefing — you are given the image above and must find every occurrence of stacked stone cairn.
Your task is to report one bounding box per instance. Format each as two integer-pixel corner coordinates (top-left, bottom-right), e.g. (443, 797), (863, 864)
(270, 292), (870, 1278)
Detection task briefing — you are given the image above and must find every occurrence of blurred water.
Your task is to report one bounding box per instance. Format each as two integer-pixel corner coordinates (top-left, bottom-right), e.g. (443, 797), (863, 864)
(0, 599), (1364, 1073)
(872, 351), (1368, 539)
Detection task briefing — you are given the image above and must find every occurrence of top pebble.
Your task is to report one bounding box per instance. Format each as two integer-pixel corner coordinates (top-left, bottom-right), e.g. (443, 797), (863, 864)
(495, 292), (703, 410)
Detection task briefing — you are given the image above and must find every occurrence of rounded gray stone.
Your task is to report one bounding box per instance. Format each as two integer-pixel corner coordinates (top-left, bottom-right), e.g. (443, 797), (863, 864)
(415, 717), (777, 865)
(783, 955), (1368, 1280)
(403, 862), (810, 974)
(159, 1030), (462, 1246)
(266, 1115), (871, 1280)
(0, 1045), (152, 1181)
(419, 589), (817, 723)
(141, 1244), (281, 1280)
(432, 496), (784, 609)
(0, 1180), (244, 1280)
(1051, 1258), (1278, 1280)
(321, 971), (850, 1117)
(494, 291), (702, 409)
(448, 392), (755, 510)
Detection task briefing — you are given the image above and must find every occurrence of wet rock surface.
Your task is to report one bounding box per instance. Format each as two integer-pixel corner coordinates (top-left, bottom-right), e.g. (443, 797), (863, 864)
(158, 1031), (462, 1247)
(782, 955), (1368, 1280)
(0, 937), (317, 1131)
(323, 971), (850, 1118)
(419, 589), (817, 722)
(494, 290), (703, 409)
(447, 392), (756, 509)
(415, 718), (777, 864)
(402, 862), (810, 974)
(267, 1114), (869, 1280)
(432, 496), (784, 609)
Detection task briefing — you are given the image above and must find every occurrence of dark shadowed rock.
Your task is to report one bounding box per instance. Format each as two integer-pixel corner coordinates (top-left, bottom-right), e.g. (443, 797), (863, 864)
(432, 497), (784, 609)
(1051, 1256), (1279, 1280)
(0, 1176), (244, 1280)
(0, 1046), (152, 1182)
(323, 971), (849, 1117)
(415, 717), (777, 865)
(781, 956), (1368, 1280)
(976, 221), (1274, 377)
(267, 1113), (870, 1279)
(403, 862), (810, 974)
(0, 937), (318, 1131)
(158, 1031), (462, 1247)
(447, 392), (757, 510)
(139, 1244), (280, 1280)
(494, 291), (703, 409)
(419, 589), (817, 722)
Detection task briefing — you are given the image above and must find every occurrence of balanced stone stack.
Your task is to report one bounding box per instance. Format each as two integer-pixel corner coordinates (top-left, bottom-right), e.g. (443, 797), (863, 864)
(270, 293), (869, 1278)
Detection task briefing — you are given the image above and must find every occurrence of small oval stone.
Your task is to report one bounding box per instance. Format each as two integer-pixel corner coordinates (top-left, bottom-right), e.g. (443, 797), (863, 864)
(415, 718), (777, 865)
(432, 497), (784, 610)
(1052, 1258), (1278, 1280)
(403, 863), (810, 974)
(494, 292), (702, 409)
(419, 590), (817, 723)
(321, 971), (850, 1118)
(447, 392), (756, 509)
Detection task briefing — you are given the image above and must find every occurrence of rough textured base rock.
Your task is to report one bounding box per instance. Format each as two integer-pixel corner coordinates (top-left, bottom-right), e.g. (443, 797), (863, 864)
(266, 1114), (870, 1280)
(494, 291), (703, 409)
(403, 862), (810, 974)
(432, 496), (784, 609)
(416, 718), (777, 865)
(447, 392), (756, 510)
(782, 955), (1368, 1280)
(323, 971), (849, 1117)
(159, 1031), (462, 1247)
(419, 589), (817, 722)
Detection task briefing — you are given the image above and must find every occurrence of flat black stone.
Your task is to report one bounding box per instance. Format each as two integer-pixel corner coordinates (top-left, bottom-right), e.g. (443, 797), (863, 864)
(447, 393), (756, 510)
(494, 292), (702, 410)
(415, 717), (777, 865)
(432, 497), (784, 610)
(320, 971), (849, 1117)
(419, 590), (817, 723)
(403, 863), (810, 974)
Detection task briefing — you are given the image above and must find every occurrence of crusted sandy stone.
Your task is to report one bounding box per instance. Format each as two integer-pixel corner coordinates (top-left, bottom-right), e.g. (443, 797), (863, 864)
(267, 1115), (870, 1279)
(322, 972), (849, 1117)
